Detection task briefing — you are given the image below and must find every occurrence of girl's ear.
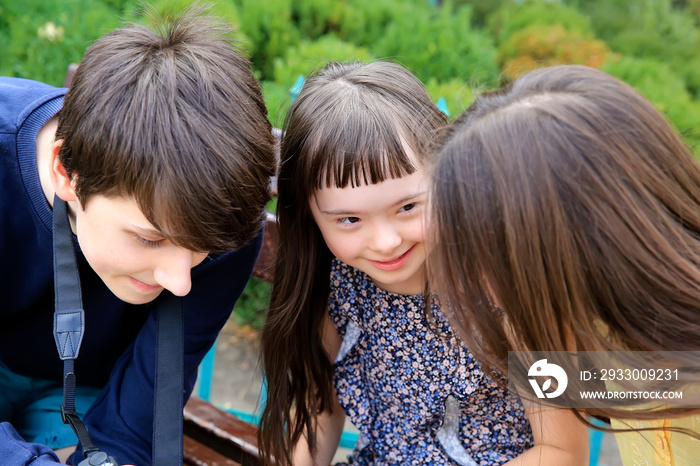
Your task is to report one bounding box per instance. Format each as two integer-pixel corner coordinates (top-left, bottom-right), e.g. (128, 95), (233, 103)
(49, 141), (77, 202)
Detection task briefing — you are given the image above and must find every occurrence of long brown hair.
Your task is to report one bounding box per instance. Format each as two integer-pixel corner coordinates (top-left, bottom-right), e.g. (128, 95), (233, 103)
(258, 61), (449, 464)
(56, 4), (275, 252)
(429, 64), (700, 420)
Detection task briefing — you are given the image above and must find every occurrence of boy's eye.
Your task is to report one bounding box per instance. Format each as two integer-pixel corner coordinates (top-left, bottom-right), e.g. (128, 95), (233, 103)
(399, 202), (416, 212)
(338, 217), (360, 225)
(136, 235), (162, 248)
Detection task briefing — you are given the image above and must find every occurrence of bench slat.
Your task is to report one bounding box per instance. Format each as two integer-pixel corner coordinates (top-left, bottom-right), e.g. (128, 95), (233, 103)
(184, 435), (242, 466)
(184, 396), (260, 465)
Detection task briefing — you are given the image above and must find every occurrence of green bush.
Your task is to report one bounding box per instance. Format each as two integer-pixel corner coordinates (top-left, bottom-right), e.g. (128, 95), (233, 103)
(262, 80), (293, 129)
(571, 0), (700, 97)
(488, 0), (594, 45)
(498, 25), (614, 82)
(373, 1), (499, 86)
(424, 78), (477, 119)
(290, 0), (344, 38)
(232, 0), (300, 80)
(603, 55), (700, 158)
(451, 0), (511, 27)
(0, 0), (127, 86)
(337, 0), (403, 47)
(272, 34), (372, 87)
(232, 277), (271, 329)
(126, 0), (252, 57)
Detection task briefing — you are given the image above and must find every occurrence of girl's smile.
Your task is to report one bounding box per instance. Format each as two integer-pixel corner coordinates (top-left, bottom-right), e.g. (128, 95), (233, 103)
(367, 244), (416, 271)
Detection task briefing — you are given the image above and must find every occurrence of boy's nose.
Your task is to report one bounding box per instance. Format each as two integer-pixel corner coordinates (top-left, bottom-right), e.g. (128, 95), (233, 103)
(153, 249), (205, 296)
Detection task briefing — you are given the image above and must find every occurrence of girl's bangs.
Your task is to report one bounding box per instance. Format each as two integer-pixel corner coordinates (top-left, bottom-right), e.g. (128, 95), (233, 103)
(305, 106), (420, 191)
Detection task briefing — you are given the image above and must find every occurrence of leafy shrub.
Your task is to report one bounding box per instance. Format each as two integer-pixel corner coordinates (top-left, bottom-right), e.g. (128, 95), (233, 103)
(450, 0), (511, 27)
(0, 0), (126, 86)
(231, 0), (301, 80)
(424, 78), (478, 119)
(603, 55), (700, 158)
(499, 25), (615, 82)
(262, 80), (293, 129)
(571, 0), (700, 97)
(126, 0), (251, 57)
(232, 277), (271, 329)
(337, 0), (403, 47)
(290, 0), (345, 38)
(488, 0), (594, 45)
(272, 34), (372, 87)
(373, 1), (499, 86)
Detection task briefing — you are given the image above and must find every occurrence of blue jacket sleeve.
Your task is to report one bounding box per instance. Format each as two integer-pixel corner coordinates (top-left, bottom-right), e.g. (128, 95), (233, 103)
(0, 423), (60, 465)
(67, 230), (264, 465)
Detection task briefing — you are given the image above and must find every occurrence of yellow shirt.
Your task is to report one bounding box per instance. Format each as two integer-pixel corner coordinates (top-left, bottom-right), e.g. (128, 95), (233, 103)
(611, 416), (700, 466)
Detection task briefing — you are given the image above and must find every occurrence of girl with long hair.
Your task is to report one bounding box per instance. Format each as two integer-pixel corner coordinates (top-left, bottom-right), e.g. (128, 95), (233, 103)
(429, 64), (700, 465)
(259, 61), (587, 465)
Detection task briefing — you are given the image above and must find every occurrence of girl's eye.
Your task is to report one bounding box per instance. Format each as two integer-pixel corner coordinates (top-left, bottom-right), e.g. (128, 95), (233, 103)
(338, 217), (360, 225)
(136, 236), (161, 248)
(399, 202), (417, 213)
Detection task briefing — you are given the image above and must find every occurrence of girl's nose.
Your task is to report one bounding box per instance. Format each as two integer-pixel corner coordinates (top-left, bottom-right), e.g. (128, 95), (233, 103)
(369, 223), (402, 255)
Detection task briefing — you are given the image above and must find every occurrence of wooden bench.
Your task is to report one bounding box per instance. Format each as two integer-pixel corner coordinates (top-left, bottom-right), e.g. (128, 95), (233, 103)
(183, 396), (262, 466)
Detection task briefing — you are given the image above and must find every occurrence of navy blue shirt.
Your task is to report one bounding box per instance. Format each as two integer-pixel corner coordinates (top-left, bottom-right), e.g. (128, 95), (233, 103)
(0, 77), (263, 465)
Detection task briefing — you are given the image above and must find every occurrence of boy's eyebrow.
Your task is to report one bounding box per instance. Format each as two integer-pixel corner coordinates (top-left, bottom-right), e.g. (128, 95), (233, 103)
(318, 191), (426, 216)
(132, 225), (165, 238)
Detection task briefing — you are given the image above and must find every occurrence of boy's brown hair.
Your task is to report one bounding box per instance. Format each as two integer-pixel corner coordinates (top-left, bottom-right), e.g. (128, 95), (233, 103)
(55, 5), (276, 252)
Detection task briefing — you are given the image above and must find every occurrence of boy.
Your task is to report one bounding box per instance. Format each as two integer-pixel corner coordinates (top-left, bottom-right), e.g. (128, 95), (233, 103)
(0, 6), (276, 466)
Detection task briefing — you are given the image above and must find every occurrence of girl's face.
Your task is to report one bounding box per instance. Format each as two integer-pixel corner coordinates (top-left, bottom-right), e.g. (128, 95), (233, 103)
(310, 166), (427, 295)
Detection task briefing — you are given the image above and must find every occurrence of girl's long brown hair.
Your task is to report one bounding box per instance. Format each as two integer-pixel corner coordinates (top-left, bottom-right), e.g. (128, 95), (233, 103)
(429, 64), (700, 421)
(258, 61), (449, 464)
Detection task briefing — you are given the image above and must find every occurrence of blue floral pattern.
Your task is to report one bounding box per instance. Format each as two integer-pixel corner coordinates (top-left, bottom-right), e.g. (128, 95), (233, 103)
(329, 259), (533, 465)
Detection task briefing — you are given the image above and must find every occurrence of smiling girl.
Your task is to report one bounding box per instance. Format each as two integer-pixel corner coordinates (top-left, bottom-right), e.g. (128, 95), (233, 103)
(258, 61), (586, 465)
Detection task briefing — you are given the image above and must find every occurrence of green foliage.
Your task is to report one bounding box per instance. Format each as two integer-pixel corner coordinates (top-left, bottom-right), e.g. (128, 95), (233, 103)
(424, 78), (477, 119)
(232, 0), (300, 80)
(488, 0), (594, 45)
(290, 0), (344, 38)
(261, 81), (293, 129)
(450, 0), (511, 27)
(498, 25), (614, 82)
(570, 0), (700, 97)
(0, 0), (128, 86)
(603, 55), (700, 157)
(373, 1), (499, 86)
(337, 0), (402, 47)
(272, 34), (372, 87)
(232, 277), (271, 329)
(125, 0), (252, 57)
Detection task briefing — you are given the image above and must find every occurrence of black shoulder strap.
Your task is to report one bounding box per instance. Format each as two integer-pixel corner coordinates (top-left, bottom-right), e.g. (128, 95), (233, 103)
(52, 196), (183, 465)
(153, 293), (184, 465)
(52, 196), (100, 457)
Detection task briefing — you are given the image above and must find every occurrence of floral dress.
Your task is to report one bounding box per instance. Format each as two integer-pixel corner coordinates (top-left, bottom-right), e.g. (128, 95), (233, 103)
(329, 259), (533, 465)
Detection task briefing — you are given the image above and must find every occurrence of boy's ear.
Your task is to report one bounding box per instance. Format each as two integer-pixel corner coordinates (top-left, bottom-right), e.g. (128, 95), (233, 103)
(49, 140), (77, 202)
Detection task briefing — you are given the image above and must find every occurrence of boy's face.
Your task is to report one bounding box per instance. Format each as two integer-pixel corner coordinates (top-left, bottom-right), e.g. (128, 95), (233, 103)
(72, 195), (208, 305)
